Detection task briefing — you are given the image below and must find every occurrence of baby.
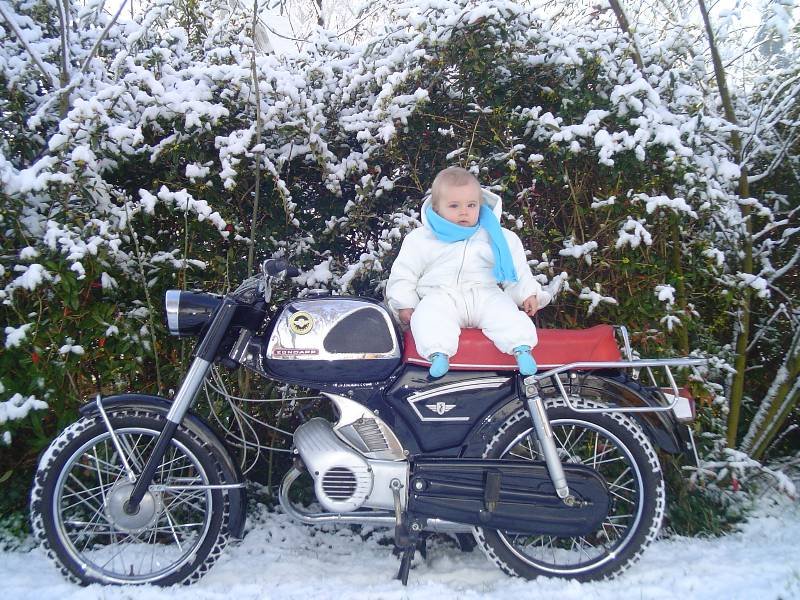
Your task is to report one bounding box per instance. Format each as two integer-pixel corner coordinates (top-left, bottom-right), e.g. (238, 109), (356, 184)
(386, 167), (551, 377)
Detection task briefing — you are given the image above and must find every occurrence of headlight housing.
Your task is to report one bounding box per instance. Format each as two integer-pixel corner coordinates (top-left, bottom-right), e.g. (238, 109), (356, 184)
(163, 290), (222, 337)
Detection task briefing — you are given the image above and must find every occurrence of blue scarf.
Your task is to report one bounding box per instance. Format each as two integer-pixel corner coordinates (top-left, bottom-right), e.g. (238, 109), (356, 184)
(426, 204), (518, 283)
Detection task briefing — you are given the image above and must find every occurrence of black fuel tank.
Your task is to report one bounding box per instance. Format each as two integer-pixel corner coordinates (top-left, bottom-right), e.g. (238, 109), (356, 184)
(263, 297), (402, 384)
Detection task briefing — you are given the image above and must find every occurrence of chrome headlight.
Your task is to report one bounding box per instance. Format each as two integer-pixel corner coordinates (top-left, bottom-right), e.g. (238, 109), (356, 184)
(163, 290), (222, 337)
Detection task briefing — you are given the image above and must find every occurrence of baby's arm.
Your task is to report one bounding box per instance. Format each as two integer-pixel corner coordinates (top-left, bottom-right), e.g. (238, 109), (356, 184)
(386, 230), (426, 319)
(502, 230), (552, 310)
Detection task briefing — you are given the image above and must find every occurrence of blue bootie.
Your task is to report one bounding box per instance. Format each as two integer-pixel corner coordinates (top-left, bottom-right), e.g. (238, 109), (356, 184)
(428, 353), (450, 378)
(513, 345), (537, 375)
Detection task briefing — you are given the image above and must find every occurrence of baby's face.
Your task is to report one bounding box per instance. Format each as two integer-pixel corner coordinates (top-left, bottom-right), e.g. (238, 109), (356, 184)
(435, 183), (481, 227)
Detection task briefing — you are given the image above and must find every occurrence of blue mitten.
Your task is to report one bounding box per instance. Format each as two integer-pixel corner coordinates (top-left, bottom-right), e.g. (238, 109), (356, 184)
(513, 345), (537, 376)
(428, 353), (450, 378)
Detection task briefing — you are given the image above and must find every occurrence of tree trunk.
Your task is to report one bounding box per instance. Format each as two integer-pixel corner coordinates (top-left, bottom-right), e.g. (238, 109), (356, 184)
(698, 0), (754, 448)
(247, 0), (264, 279)
(669, 213), (690, 354)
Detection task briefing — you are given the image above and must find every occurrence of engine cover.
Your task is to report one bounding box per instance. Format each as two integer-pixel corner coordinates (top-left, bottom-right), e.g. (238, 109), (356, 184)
(293, 418), (374, 512)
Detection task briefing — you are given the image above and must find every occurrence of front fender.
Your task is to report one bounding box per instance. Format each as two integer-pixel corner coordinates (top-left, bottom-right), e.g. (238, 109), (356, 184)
(461, 372), (689, 459)
(79, 394), (247, 539)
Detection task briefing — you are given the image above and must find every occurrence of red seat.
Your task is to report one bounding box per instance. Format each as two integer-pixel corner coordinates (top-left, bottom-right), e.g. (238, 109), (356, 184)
(401, 325), (622, 371)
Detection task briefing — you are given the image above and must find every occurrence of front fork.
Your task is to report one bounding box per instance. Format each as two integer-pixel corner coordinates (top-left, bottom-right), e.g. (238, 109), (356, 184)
(520, 374), (572, 502)
(120, 299), (239, 513)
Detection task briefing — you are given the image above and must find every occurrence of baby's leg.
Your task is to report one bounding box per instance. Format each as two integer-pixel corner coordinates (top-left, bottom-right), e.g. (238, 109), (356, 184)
(473, 289), (538, 354)
(410, 292), (461, 358)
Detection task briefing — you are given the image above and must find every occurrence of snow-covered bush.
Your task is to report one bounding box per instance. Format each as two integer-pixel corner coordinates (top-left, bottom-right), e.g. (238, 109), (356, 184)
(1, 0), (798, 527)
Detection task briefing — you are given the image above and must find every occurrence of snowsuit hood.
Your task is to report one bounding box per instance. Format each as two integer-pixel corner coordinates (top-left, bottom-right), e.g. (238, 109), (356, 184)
(420, 188), (503, 229)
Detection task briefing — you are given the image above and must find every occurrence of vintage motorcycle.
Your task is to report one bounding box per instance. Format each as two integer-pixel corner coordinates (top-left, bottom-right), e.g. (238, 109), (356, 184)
(30, 259), (705, 586)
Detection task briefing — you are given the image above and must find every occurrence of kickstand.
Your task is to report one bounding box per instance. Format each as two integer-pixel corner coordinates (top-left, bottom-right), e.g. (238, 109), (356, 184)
(396, 547), (414, 586)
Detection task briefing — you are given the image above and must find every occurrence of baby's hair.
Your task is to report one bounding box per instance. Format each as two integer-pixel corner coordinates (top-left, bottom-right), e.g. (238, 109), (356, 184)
(431, 167), (480, 209)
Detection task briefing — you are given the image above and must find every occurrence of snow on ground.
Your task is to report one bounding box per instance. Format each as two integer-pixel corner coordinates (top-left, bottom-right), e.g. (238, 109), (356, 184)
(2, 497), (799, 600)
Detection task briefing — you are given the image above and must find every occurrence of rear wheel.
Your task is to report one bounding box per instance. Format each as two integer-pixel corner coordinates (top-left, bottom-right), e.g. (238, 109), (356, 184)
(474, 399), (665, 581)
(30, 409), (231, 585)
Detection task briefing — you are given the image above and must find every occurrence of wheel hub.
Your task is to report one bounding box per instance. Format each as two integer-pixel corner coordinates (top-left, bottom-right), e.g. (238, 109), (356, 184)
(105, 481), (163, 533)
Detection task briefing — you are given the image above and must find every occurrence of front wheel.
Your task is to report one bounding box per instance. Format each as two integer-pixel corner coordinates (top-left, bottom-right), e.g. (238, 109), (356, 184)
(474, 399), (665, 581)
(30, 409), (231, 585)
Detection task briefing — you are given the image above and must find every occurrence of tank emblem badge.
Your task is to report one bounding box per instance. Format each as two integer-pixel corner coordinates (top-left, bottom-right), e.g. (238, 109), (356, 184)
(426, 402), (456, 416)
(288, 311), (314, 335)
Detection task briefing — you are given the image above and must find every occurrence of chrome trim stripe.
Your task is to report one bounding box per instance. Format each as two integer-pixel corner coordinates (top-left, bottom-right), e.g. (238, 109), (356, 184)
(407, 377), (509, 422)
(407, 378), (508, 402)
(165, 289), (181, 335)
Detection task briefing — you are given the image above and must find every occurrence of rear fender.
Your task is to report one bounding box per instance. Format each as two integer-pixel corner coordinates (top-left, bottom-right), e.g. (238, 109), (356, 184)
(461, 372), (688, 458)
(79, 394), (247, 539)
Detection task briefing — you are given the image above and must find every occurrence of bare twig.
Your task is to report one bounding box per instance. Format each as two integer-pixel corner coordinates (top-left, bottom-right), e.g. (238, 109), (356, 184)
(0, 3), (58, 87)
(79, 0), (130, 74)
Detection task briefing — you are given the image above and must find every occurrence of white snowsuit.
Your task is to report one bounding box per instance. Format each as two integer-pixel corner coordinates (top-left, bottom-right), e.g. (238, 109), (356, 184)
(385, 189), (552, 358)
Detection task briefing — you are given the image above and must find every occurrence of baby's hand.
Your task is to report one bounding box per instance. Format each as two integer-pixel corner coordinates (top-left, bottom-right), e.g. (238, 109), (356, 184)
(398, 308), (414, 326)
(522, 295), (539, 317)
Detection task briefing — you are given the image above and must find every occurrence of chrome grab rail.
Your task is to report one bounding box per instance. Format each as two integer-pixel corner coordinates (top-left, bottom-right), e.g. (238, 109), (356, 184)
(523, 357), (708, 415)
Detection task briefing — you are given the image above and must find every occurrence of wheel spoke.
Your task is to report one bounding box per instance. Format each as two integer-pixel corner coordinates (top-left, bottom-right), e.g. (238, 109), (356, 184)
(63, 475), (107, 515)
(163, 488), (207, 514)
(162, 506), (185, 552)
(526, 435), (537, 460)
(608, 488), (636, 505)
(508, 449), (532, 460)
(560, 427), (590, 457)
(608, 466), (632, 489)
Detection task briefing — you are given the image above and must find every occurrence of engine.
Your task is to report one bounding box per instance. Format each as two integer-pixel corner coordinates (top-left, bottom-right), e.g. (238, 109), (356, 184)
(293, 418), (408, 513)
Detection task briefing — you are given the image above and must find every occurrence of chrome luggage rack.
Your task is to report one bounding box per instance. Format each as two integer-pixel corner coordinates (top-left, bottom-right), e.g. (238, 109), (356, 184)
(523, 326), (708, 417)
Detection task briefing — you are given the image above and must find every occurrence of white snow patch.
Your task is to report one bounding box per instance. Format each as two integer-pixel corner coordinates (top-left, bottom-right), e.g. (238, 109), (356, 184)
(11, 264), (50, 292)
(186, 163), (211, 180)
(100, 273), (118, 290)
(559, 238), (598, 265)
(737, 273), (770, 298)
(18, 247), (39, 260)
(4, 323), (33, 349)
(0, 393), (48, 425)
(579, 287), (618, 315)
(58, 344), (85, 356)
(3, 496), (799, 599)
(615, 217), (653, 249)
(641, 194), (698, 219)
(660, 314), (682, 332)
(655, 284), (676, 306)
(297, 258), (334, 287)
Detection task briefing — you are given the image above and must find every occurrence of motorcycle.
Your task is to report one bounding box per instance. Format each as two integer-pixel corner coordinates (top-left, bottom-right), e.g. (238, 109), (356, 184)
(30, 259), (706, 586)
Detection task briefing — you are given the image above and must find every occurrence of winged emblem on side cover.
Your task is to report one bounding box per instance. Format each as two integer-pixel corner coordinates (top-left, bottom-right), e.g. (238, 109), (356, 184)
(425, 401), (456, 416)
